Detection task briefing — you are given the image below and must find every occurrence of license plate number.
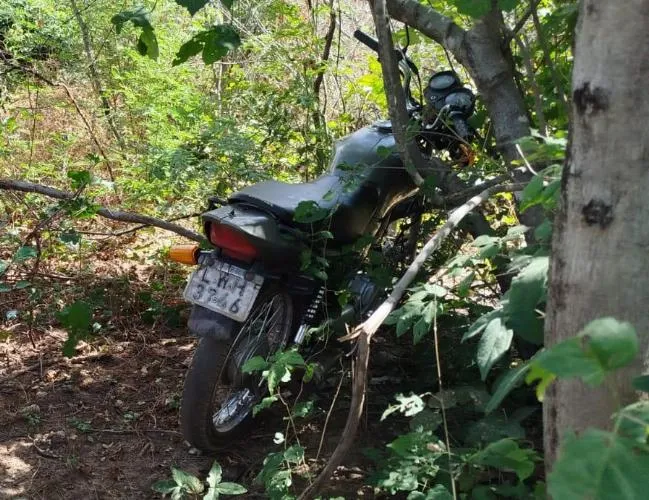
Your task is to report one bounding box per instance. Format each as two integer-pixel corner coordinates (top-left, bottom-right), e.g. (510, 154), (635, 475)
(183, 261), (264, 322)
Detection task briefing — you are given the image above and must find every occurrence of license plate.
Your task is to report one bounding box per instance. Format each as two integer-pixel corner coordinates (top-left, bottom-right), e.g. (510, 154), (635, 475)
(183, 260), (264, 322)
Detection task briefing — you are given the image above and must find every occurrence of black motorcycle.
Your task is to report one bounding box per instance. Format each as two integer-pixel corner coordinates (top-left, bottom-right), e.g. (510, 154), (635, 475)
(168, 29), (476, 452)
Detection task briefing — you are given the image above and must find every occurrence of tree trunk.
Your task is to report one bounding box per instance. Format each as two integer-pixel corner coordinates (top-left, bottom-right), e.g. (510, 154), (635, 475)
(543, 0), (649, 472)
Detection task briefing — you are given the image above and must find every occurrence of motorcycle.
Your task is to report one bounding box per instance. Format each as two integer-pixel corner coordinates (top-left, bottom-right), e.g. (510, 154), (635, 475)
(168, 29), (476, 452)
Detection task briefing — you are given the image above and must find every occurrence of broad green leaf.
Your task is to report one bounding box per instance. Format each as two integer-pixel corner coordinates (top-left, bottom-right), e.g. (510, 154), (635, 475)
(615, 401), (649, 444)
(455, 0), (492, 18)
(525, 363), (555, 401)
(214, 482), (247, 495)
(485, 361), (531, 413)
(0, 260), (8, 275)
(111, 8), (152, 33)
(632, 375), (649, 393)
(520, 174), (545, 212)
(206, 462), (222, 489)
(137, 28), (159, 60)
(535, 318), (639, 386)
(283, 444), (304, 463)
(171, 467), (203, 493)
(174, 0), (210, 16)
(202, 25), (240, 64)
(477, 317), (513, 380)
(241, 356), (268, 373)
(463, 309), (502, 342)
(173, 39), (203, 66)
(470, 438), (538, 481)
(14, 246), (37, 262)
(506, 256), (548, 344)
(548, 429), (649, 500)
(293, 200), (330, 223)
(151, 479), (177, 494)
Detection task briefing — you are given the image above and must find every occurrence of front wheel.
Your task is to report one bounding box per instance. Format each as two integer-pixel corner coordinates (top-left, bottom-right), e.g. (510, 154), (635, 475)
(180, 288), (293, 452)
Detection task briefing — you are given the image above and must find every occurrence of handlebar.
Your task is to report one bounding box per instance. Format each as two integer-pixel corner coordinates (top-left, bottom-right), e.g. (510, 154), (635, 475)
(353, 29), (419, 76)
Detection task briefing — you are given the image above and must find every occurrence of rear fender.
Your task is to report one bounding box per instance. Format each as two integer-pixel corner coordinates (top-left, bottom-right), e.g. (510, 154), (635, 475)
(188, 305), (235, 340)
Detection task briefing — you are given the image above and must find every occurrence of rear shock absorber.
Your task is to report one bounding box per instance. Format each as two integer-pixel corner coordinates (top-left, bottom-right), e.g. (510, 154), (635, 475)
(293, 286), (326, 344)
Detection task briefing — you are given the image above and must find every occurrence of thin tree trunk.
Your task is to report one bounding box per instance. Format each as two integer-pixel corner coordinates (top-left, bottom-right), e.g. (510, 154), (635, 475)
(70, 0), (125, 150)
(543, 0), (649, 472)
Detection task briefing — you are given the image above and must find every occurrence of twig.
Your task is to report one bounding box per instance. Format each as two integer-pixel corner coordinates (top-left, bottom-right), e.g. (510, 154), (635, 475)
(0, 178), (204, 242)
(502, 0), (542, 46)
(315, 364), (346, 461)
(431, 295), (456, 499)
(299, 182), (517, 500)
(32, 441), (62, 460)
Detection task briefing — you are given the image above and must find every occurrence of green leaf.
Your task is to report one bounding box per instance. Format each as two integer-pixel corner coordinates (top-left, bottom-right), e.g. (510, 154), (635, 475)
(476, 317), (513, 380)
(465, 414), (525, 447)
(455, 0), (492, 18)
(293, 200), (330, 223)
(548, 429), (649, 500)
(283, 444), (304, 463)
(463, 309), (502, 342)
(173, 39), (203, 66)
(111, 8), (152, 33)
(632, 375), (649, 393)
(67, 169), (92, 189)
(171, 467), (204, 494)
(202, 25), (240, 64)
(152, 479), (178, 494)
(485, 361), (531, 413)
(408, 485), (453, 499)
(253, 395), (277, 416)
(535, 318), (639, 386)
(174, 0), (210, 16)
(57, 301), (93, 357)
(506, 256), (548, 344)
(60, 230), (81, 245)
(241, 356), (268, 374)
(214, 482), (247, 495)
(615, 401), (649, 444)
(14, 246), (37, 262)
(470, 438), (538, 481)
(137, 28), (159, 60)
(206, 462), (222, 490)
(525, 363), (556, 401)
(0, 260), (8, 275)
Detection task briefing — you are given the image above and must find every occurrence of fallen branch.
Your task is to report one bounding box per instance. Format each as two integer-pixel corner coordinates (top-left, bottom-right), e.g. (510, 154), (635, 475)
(299, 182), (522, 499)
(0, 178), (204, 242)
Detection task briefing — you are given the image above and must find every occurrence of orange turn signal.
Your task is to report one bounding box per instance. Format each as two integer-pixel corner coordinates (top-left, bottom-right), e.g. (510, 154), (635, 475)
(169, 245), (200, 265)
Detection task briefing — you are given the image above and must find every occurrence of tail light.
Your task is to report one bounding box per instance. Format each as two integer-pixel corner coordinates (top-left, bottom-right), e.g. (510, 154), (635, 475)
(209, 223), (258, 262)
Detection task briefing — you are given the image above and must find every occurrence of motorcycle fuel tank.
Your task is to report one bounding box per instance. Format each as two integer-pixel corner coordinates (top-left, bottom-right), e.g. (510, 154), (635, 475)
(330, 121), (417, 218)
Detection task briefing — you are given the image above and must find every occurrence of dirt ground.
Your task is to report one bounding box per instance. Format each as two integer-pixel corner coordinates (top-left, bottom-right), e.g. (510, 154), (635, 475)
(0, 323), (399, 499)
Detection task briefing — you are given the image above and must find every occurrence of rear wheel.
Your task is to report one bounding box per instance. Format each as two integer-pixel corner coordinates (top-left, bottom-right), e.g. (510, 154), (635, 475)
(180, 288), (293, 452)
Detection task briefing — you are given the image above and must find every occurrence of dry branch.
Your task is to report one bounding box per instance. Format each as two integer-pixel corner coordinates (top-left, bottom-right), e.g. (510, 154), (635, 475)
(0, 178), (204, 242)
(299, 182), (522, 499)
(373, 0), (425, 186)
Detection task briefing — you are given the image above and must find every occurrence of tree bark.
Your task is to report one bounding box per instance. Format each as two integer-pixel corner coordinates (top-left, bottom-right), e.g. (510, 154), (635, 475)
(543, 0), (649, 473)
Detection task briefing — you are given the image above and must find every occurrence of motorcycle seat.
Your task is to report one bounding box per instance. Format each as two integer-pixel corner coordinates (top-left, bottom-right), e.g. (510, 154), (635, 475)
(229, 173), (380, 242)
